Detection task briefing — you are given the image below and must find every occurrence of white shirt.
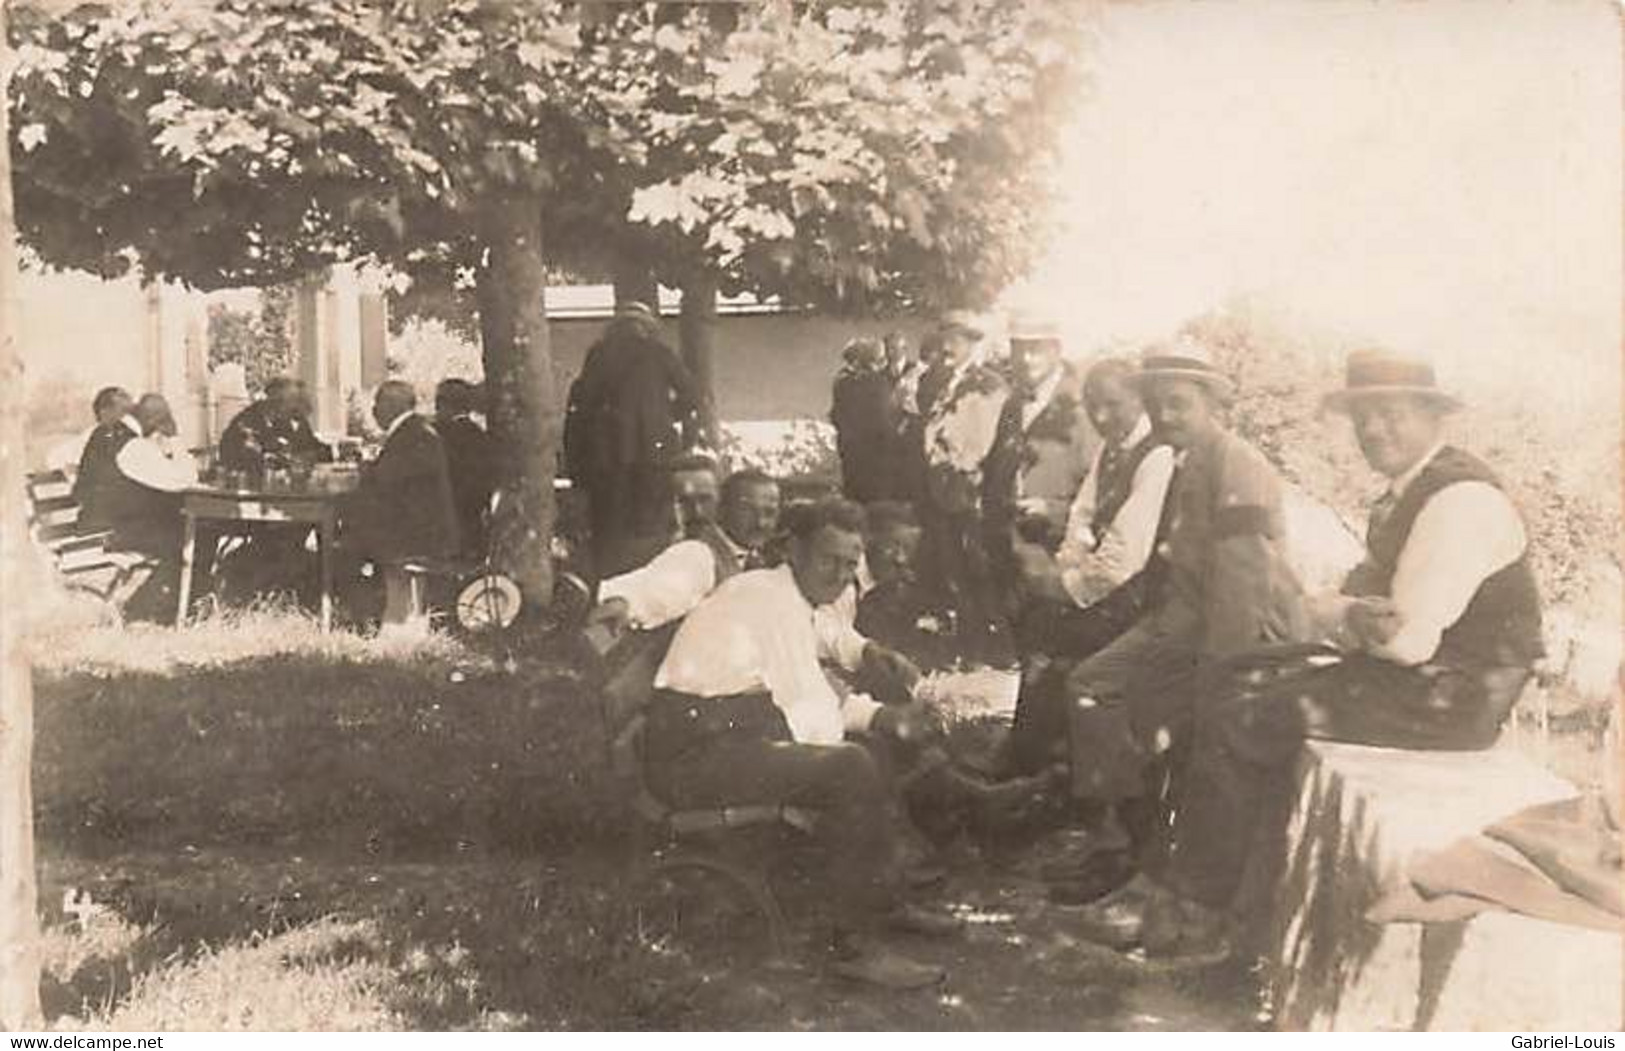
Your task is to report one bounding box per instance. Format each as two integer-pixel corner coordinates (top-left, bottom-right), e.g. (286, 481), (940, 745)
(115, 434), (198, 492)
(599, 536), (736, 630)
(1320, 443), (1529, 666)
(1054, 415), (1177, 606)
(656, 564), (881, 746)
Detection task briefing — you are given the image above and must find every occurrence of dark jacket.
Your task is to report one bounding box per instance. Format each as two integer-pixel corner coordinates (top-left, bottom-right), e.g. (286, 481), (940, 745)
(437, 413), (498, 557)
(346, 415), (460, 563)
(830, 363), (900, 503)
(1344, 445), (1544, 670)
(73, 420), (138, 533)
(218, 401), (332, 473)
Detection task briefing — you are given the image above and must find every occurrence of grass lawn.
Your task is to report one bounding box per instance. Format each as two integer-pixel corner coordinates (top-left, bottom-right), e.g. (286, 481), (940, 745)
(29, 608), (1268, 1030)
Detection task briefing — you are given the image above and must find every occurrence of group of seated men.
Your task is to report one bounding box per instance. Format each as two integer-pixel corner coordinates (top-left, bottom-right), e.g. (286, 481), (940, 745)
(68, 375), (496, 626)
(586, 331), (1545, 990)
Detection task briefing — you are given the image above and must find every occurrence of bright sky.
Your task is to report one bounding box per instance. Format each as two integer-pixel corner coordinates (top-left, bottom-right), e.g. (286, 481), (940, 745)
(1025, 0), (1621, 413)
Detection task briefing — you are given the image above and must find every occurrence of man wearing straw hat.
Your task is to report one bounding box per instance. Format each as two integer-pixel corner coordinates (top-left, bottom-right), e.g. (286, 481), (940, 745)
(1050, 334), (1308, 911)
(1101, 348), (1549, 959)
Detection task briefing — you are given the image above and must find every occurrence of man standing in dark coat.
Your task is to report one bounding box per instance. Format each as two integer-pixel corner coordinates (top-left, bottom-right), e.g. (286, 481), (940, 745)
(830, 337), (900, 504)
(563, 301), (701, 579)
(434, 378), (498, 558)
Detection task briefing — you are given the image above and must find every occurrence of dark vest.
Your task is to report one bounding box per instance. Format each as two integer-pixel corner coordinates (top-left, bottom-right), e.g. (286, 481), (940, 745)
(73, 422), (137, 533)
(1344, 446), (1544, 669)
(1089, 430), (1166, 547)
(693, 521), (751, 583)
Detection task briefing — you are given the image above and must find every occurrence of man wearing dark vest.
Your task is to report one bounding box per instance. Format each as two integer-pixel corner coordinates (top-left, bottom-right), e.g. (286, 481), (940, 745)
(1092, 348), (1545, 962)
(1003, 354), (1177, 777)
(72, 386), (138, 533)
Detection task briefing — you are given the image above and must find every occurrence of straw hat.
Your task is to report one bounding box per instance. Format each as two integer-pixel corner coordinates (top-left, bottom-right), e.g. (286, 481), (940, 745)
(1321, 348), (1463, 414)
(1133, 334), (1235, 397)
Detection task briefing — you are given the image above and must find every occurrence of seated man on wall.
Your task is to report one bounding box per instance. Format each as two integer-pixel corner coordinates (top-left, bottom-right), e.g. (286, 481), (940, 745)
(72, 385), (138, 533)
(1102, 349), (1547, 961)
(105, 393), (200, 622)
(1053, 339), (1309, 898)
(1002, 354), (1178, 778)
(646, 498), (958, 987)
(340, 380), (460, 628)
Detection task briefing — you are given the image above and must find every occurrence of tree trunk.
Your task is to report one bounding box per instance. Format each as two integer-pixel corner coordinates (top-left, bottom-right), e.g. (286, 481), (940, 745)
(0, 0), (43, 1026)
(678, 271), (720, 450)
(476, 195), (557, 614)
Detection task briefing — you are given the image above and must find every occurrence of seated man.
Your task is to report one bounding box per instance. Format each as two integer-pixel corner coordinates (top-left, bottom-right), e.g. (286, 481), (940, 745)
(340, 381), (460, 627)
(592, 467), (781, 634)
(669, 452), (722, 540)
(854, 501), (949, 669)
(71, 386), (138, 533)
(1004, 355), (1177, 776)
(218, 376), (333, 475)
(434, 378), (498, 558)
(1109, 349), (1547, 961)
(645, 498), (959, 988)
(1055, 339), (1308, 892)
(105, 393), (199, 622)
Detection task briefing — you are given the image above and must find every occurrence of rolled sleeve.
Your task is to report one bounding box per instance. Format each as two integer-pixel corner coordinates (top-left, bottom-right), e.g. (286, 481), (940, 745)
(598, 540), (717, 629)
(840, 692), (884, 734)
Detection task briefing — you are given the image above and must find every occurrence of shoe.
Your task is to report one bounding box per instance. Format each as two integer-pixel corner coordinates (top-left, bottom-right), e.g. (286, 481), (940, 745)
(883, 902), (964, 938)
(1138, 890), (1233, 967)
(1045, 850), (1137, 906)
(1064, 896), (1146, 950)
(830, 946), (947, 988)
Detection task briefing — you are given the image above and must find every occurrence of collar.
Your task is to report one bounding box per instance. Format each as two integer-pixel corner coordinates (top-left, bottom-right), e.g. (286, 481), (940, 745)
(119, 414), (143, 437)
(1026, 368), (1064, 414)
(1386, 441), (1445, 500)
(384, 411), (415, 439)
(711, 521), (750, 561)
(1115, 414), (1153, 450)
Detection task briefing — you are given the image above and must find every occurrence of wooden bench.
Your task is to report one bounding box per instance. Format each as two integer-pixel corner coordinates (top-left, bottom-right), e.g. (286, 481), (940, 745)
(25, 468), (158, 607)
(1253, 739), (1622, 1030)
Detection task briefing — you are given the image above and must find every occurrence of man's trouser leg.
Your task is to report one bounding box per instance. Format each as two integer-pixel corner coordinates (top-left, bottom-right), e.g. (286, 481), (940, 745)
(1164, 656), (1531, 909)
(650, 737), (900, 928)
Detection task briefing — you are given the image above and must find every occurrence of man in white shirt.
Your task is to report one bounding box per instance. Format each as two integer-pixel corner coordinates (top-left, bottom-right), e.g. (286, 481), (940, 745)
(1098, 349), (1545, 961)
(1003, 356), (1177, 777)
(593, 469), (780, 634)
(644, 498), (957, 988)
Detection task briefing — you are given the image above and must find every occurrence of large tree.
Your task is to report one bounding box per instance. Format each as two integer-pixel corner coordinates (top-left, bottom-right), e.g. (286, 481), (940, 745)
(0, 0), (43, 1027)
(10, 0), (1090, 603)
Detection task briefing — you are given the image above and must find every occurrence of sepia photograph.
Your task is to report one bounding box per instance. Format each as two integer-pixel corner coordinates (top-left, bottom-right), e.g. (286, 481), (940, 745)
(0, 0), (1620, 1035)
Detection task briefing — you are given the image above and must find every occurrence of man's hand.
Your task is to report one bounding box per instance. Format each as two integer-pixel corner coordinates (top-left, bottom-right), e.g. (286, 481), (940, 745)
(585, 597), (633, 637)
(1345, 597), (1402, 650)
(862, 642), (923, 698)
(870, 700), (942, 746)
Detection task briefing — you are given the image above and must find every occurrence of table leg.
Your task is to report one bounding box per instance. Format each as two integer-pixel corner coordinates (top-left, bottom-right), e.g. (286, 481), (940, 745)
(176, 513), (198, 625)
(319, 518), (334, 633)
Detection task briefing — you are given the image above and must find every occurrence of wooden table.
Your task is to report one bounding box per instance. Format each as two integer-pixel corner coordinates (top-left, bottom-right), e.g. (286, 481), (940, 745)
(177, 484), (350, 631)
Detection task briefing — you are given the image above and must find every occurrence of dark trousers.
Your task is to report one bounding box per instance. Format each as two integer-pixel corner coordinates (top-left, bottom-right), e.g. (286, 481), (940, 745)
(1163, 654), (1533, 908)
(644, 691), (899, 926)
(1007, 593), (1155, 776)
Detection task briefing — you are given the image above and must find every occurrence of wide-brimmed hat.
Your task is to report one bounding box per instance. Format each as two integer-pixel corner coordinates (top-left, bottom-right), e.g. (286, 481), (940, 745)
(615, 300), (660, 327)
(936, 309), (984, 340)
(1133, 334), (1235, 397)
(1322, 348), (1462, 414)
